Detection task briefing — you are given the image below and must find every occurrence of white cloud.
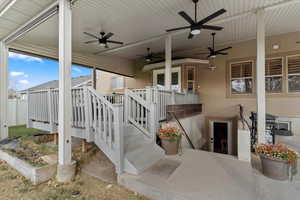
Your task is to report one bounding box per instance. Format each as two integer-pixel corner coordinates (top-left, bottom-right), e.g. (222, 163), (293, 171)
(19, 80), (29, 85)
(10, 71), (25, 77)
(9, 52), (43, 63)
(72, 67), (82, 73)
(24, 74), (29, 78)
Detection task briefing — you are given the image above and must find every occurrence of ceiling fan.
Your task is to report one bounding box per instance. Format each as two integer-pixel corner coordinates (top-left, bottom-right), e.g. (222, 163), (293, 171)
(84, 31), (123, 48)
(197, 33), (232, 58)
(137, 48), (162, 62)
(166, 0), (226, 39)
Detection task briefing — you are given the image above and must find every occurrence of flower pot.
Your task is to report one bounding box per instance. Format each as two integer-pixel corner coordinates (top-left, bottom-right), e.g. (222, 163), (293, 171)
(260, 155), (290, 181)
(160, 137), (180, 155)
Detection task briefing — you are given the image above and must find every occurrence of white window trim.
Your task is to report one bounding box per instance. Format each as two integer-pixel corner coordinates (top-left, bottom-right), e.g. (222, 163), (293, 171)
(153, 67), (181, 91)
(229, 60), (254, 96)
(286, 54), (300, 94)
(265, 57), (284, 94)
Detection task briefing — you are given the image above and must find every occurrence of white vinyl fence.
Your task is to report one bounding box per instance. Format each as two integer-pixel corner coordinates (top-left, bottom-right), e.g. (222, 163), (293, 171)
(8, 99), (27, 126)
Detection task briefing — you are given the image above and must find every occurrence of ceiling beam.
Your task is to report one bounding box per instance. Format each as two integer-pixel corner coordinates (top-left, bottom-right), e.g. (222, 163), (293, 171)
(96, 0), (300, 56)
(2, 1), (59, 44)
(0, 0), (17, 17)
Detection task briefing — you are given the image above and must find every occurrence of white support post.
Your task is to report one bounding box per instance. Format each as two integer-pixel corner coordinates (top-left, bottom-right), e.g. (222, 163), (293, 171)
(165, 34), (172, 90)
(83, 87), (92, 142)
(256, 9), (266, 144)
(114, 105), (124, 174)
(47, 89), (54, 133)
(26, 90), (31, 128)
(0, 42), (8, 139)
(57, 0), (75, 182)
(149, 102), (157, 142)
(171, 90), (176, 104)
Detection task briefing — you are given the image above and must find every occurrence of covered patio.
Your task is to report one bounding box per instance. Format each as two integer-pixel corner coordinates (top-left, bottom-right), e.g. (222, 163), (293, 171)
(1, 0), (300, 199)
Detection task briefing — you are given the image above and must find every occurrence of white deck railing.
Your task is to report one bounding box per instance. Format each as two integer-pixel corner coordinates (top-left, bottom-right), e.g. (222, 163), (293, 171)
(104, 94), (124, 104)
(124, 87), (200, 140)
(125, 89), (156, 141)
(27, 86), (199, 173)
(28, 87), (124, 173)
(86, 87), (124, 173)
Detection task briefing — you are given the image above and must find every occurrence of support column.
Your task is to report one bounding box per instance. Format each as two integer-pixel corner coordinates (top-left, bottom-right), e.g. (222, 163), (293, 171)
(56, 0), (75, 182)
(0, 42), (8, 139)
(92, 66), (97, 89)
(165, 34), (172, 90)
(256, 9), (266, 144)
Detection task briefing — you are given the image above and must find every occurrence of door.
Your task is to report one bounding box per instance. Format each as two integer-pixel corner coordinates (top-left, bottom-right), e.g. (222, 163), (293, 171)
(209, 120), (233, 155)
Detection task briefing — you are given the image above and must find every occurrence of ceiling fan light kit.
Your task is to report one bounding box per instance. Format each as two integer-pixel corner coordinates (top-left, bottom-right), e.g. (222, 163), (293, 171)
(191, 28), (201, 35)
(166, 0), (226, 39)
(84, 0), (229, 58)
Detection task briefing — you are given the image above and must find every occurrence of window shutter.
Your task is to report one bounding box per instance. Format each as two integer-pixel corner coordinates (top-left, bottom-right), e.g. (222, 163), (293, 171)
(265, 58), (282, 76)
(231, 61), (252, 78)
(288, 56), (300, 74)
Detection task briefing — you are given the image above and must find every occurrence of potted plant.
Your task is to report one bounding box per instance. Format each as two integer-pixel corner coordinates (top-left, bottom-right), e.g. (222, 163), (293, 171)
(158, 127), (182, 155)
(256, 143), (298, 181)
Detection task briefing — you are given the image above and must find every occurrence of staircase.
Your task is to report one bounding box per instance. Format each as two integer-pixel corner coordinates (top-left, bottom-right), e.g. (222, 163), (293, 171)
(27, 86), (199, 175)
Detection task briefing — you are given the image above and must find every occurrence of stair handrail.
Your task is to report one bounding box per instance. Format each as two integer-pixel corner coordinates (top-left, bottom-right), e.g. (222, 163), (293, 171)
(167, 111), (196, 149)
(85, 87), (124, 173)
(125, 88), (156, 141)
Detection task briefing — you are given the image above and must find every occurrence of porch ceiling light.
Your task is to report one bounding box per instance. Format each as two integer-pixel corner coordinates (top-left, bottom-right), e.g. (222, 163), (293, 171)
(272, 44), (280, 50)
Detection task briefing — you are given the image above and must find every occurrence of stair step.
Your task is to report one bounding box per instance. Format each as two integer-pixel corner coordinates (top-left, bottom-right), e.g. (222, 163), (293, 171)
(125, 143), (164, 174)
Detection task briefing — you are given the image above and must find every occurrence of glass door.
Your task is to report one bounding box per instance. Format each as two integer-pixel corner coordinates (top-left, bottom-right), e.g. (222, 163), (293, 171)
(153, 67), (181, 91)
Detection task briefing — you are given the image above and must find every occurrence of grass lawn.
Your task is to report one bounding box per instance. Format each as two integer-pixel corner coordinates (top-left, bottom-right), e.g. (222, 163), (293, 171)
(8, 125), (43, 138)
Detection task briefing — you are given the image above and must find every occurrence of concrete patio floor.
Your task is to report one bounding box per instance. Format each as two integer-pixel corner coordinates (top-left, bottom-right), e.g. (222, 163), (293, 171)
(119, 149), (300, 200)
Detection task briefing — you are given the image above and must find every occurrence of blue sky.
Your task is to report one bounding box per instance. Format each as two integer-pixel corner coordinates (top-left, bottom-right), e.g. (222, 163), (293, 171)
(9, 52), (91, 91)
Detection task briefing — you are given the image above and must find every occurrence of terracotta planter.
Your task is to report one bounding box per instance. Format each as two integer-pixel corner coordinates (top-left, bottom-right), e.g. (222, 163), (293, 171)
(260, 154), (290, 181)
(160, 136), (180, 155)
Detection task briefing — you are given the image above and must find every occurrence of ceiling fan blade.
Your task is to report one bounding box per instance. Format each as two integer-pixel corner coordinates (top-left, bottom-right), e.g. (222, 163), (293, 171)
(188, 33), (194, 39)
(107, 40), (123, 45)
(179, 11), (195, 25)
(217, 52), (228, 55)
(197, 9), (226, 25)
(216, 46), (232, 52)
(201, 25), (223, 31)
(208, 47), (214, 52)
(166, 26), (190, 32)
(83, 32), (99, 39)
(104, 32), (114, 39)
(85, 40), (98, 44)
(195, 52), (209, 55)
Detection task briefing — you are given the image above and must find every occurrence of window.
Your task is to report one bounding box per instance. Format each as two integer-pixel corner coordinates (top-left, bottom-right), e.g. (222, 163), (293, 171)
(287, 55), (300, 93)
(111, 77), (124, 90)
(187, 67), (196, 92)
(153, 67), (181, 91)
(230, 61), (253, 94)
(265, 58), (283, 93)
